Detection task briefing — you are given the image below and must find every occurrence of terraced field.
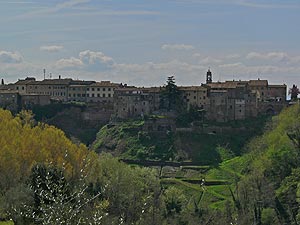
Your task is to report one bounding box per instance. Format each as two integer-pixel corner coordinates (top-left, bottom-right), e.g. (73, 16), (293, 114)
(159, 156), (249, 210)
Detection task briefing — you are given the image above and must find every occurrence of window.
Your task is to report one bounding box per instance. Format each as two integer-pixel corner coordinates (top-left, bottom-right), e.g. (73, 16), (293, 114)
(103, 93), (106, 97)
(92, 88), (94, 91)
(108, 88), (111, 91)
(77, 94), (81, 97)
(87, 88), (90, 91)
(87, 94), (89, 97)
(97, 94), (100, 97)
(194, 96), (196, 99)
(73, 94), (76, 97)
(108, 93), (111, 97)
(97, 88), (100, 91)
(103, 88), (106, 91)
(16, 87), (19, 90)
(22, 87), (25, 90)
(92, 94), (95, 97)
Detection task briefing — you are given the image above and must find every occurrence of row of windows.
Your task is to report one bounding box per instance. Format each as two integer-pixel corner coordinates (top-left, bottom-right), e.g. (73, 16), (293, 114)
(185, 96), (206, 100)
(87, 87), (112, 91)
(27, 91), (66, 96)
(0, 95), (15, 98)
(68, 93), (113, 98)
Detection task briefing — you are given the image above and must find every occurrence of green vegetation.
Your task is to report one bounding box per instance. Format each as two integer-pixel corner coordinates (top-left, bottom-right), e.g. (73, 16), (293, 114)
(92, 115), (268, 164)
(92, 120), (176, 161)
(32, 103), (101, 145)
(3, 103), (300, 224)
(160, 76), (185, 112)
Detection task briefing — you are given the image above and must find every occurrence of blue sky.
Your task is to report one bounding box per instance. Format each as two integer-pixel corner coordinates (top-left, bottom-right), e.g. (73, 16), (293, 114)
(0, 0), (299, 88)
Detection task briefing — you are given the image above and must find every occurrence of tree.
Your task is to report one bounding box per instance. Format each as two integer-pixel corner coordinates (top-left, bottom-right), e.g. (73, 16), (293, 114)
(289, 85), (300, 101)
(22, 163), (106, 225)
(160, 76), (185, 112)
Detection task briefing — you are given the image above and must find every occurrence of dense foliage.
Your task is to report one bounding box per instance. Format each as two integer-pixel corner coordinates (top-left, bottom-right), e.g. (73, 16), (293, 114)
(0, 110), (163, 224)
(3, 103), (300, 224)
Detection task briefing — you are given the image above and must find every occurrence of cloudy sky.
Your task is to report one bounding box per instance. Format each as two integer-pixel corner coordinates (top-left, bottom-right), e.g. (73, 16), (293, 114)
(0, 0), (299, 88)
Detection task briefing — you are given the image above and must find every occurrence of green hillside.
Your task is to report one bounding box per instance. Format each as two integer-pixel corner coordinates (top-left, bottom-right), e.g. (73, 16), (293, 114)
(91, 116), (268, 164)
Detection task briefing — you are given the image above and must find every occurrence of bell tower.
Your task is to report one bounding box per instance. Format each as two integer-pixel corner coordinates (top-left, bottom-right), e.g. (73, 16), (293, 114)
(206, 69), (212, 84)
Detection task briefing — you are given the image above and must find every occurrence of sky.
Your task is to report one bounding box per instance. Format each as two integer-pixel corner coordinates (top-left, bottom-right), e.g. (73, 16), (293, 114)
(0, 0), (299, 88)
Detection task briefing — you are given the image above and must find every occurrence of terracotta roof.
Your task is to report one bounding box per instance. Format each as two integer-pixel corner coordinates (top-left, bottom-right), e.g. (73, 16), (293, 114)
(207, 81), (239, 89)
(15, 79), (36, 85)
(178, 86), (207, 91)
(70, 80), (95, 85)
(268, 84), (287, 88)
(90, 81), (120, 87)
(0, 90), (19, 94)
(0, 84), (14, 90)
(248, 80), (268, 86)
(39, 79), (73, 85)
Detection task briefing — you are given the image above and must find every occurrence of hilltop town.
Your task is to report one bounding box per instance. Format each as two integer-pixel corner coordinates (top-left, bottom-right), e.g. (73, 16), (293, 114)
(0, 70), (287, 125)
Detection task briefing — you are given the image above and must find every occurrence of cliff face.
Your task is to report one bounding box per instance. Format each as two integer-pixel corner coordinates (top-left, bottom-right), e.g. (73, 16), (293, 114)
(32, 103), (110, 145)
(91, 116), (268, 164)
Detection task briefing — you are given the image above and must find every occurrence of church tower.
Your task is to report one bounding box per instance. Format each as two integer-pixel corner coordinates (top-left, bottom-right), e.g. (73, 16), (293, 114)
(206, 69), (212, 84)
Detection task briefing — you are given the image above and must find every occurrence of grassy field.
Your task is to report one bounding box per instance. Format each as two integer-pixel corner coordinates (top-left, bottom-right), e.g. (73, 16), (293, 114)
(160, 155), (249, 211)
(0, 221), (14, 225)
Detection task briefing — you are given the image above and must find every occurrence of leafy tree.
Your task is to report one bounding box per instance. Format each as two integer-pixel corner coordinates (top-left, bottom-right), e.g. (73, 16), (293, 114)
(160, 76), (185, 112)
(289, 85), (300, 101)
(22, 163), (106, 225)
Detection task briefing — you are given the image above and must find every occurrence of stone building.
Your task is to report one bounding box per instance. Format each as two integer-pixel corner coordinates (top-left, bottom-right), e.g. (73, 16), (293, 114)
(204, 70), (287, 121)
(67, 80), (95, 102)
(86, 81), (120, 103)
(179, 86), (209, 110)
(0, 91), (20, 111)
(114, 87), (161, 119)
(26, 78), (72, 102)
(14, 77), (36, 94)
(20, 94), (51, 108)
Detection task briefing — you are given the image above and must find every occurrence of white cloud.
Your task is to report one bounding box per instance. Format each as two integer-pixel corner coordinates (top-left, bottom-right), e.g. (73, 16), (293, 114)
(79, 50), (115, 65)
(235, 0), (300, 9)
(23, 48), (300, 87)
(161, 44), (195, 51)
(200, 56), (222, 65)
(16, 0), (90, 19)
(219, 62), (243, 68)
(40, 45), (64, 52)
(225, 54), (241, 59)
(55, 57), (83, 69)
(0, 51), (23, 64)
(193, 53), (202, 58)
(56, 0), (90, 10)
(246, 51), (289, 62)
(55, 50), (115, 70)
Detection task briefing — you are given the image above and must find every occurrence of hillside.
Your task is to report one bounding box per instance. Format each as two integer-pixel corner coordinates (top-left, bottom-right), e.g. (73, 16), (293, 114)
(31, 103), (106, 145)
(2, 104), (300, 224)
(91, 116), (269, 164)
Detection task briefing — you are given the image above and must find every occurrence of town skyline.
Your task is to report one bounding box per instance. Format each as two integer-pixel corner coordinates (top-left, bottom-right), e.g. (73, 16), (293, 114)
(0, 0), (299, 88)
